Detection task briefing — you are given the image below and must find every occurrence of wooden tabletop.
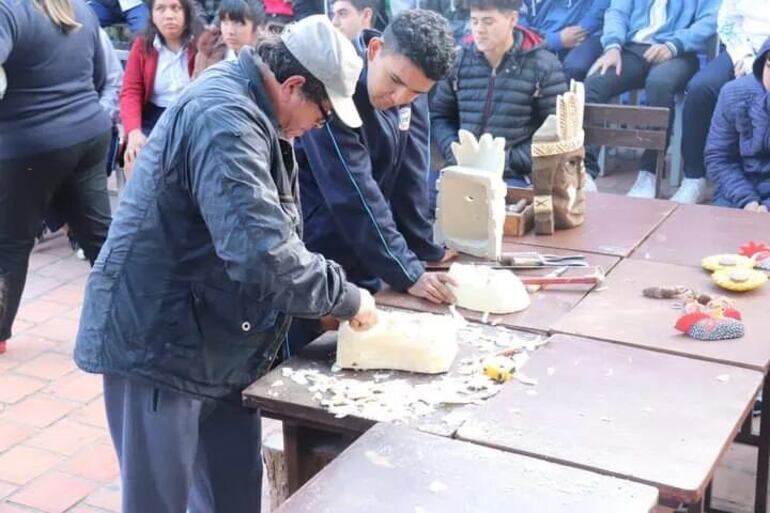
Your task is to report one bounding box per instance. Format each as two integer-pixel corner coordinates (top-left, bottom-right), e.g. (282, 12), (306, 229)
(377, 243), (620, 333)
(243, 323), (543, 437)
(511, 192), (677, 257)
(631, 203), (770, 267)
(553, 259), (770, 371)
(277, 423), (660, 513)
(456, 334), (763, 503)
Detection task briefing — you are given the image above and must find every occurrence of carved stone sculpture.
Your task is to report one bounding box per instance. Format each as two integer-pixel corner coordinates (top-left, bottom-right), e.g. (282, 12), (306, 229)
(434, 130), (507, 259)
(532, 80), (587, 235)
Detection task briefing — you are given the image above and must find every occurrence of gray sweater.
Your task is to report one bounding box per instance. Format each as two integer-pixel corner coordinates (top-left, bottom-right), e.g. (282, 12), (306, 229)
(0, 0), (110, 159)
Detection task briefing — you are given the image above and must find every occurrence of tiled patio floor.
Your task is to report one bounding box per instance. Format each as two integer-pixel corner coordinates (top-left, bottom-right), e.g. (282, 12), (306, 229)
(0, 167), (763, 512)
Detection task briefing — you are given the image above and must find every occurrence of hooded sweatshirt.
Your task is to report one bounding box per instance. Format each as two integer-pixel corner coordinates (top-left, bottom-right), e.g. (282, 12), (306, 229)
(705, 37), (770, 209)
(717, 0), (770, 72)
(519, 0), (610, 52)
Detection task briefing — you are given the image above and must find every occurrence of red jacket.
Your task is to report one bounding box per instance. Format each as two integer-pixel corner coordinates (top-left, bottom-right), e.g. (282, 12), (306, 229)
(119, 37), (197, 134)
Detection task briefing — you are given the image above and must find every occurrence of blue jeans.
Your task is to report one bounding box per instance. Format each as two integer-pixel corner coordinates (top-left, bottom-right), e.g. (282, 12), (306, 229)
(681, 51), (735, 180)
(88, 0), (149, 34)
(559, 35), (603, 83)
(103, 374), (263, 513)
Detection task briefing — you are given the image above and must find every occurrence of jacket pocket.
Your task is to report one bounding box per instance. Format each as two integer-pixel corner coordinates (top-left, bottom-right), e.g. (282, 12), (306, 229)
(191, 283), (278, 345)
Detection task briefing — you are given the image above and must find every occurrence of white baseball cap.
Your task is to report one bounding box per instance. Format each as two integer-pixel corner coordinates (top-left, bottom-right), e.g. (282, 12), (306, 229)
(281, 15), (364, 128)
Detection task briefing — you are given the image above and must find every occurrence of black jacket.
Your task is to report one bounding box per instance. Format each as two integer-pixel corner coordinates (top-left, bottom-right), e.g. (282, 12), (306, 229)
(74, 50), (360, 401)
(295, 29), (444, 293)
(430, 27), (567, 178)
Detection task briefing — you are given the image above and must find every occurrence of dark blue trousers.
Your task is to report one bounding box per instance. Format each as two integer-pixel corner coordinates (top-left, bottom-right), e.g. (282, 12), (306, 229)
(559, 35), (603, 83)
(681, 51), (735, 180)
(87, 0), (149, 34)
(103, 374), (263, 513)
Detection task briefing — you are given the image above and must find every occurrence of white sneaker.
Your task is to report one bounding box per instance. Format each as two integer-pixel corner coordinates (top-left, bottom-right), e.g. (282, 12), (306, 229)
(670, 177), (706, 204)
(584, 173), (598, 192)
(76, 248), (86, 260)
(627, 170), (656, 199)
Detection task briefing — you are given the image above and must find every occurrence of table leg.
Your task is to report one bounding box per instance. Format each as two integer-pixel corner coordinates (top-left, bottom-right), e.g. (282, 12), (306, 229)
(754, 374), (770, 513)
(282, 421), (310, 495)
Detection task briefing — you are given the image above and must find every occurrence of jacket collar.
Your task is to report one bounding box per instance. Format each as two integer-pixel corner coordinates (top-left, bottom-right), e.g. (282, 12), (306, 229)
(238, 47), (280, 129)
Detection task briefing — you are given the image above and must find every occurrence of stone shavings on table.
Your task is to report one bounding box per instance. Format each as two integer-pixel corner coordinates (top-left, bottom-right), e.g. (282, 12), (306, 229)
(272, 322), (547, 425)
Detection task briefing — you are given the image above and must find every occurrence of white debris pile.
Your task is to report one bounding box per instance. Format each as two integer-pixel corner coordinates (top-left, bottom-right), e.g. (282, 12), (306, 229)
(271, 324), (548, 424)
(279, 366), (502, 422)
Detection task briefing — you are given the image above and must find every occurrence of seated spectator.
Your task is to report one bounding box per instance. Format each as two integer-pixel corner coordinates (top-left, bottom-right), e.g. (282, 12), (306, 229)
(584, 0), (719, 199)
(219, 0), (265, 58)
(120, 0), (198, 174)
(88, 0), (149, 34)
(431, 0), (567, 184)
(331, 0), (380, 40)
(519, 0), (609, 82)
(705, 37), (770, 212)
(674, 1), (770, 204)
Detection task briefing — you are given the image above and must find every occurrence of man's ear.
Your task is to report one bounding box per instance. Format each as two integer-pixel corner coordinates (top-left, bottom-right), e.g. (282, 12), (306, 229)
(280, 75), (307, 98)
(509, 10), (519, 29)
(367, 36), (383, 63)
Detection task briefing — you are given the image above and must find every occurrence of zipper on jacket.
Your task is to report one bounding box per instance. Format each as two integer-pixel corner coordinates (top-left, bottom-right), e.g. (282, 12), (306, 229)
(480, 68), (497, 135)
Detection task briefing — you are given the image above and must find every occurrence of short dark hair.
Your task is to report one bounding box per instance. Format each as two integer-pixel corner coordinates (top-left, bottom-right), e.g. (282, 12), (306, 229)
(256, 37), (328, 104)
(381, 9), (455, 81)
(218, 0), (266, 28)
(142, 0), (201, 53)
(333, 0), (381, 14)
(466, 0), (522, 13)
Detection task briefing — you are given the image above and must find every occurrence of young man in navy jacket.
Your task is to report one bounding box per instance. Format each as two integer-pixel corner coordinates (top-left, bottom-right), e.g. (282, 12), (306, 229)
(293, 10), (457, 349)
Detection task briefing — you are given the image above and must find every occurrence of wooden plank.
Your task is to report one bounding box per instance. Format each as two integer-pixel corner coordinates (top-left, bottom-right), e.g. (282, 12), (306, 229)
(584, 126), (667, 151)
(456, 334), (763, 504)
(512, 192), (678, 257)
(585, 103), (670, 127)
(554, 259), (770, 372)
(631, 203), (770, 268)
(277, 423), (660, 513)
(378, 243), (619, 333)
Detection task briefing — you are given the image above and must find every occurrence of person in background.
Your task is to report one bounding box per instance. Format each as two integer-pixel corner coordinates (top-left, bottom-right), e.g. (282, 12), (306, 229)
(75, 16), (377, 512)
(430, 0), (567, 185)
(88, 0), (150, 34)
(584, 0), (719, 199)
(705, 37), (770, 213)
(519, 0), (610, 82)
(120, 0), (199, 175)
(0, 0), (113, 355)
(292, 10), (458, 351)
(331, 0), (380, 40)
(674, 1), (770, 204)
(219, 0), (265, 58)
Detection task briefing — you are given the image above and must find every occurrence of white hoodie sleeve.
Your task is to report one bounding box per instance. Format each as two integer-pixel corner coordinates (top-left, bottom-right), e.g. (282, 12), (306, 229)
(98, 28), (123, 123)
(718, 0), (757, 66)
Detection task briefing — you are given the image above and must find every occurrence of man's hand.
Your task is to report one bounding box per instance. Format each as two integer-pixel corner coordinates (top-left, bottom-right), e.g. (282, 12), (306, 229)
(589, 48), (622, 76)
(407, 272), (457, 304)
(560, 26), (588, 49)
(124, 129), (148, 177)
(348, 288), (378, 331)
(643, 44), (673, 64)
(743, 201), (768, 212)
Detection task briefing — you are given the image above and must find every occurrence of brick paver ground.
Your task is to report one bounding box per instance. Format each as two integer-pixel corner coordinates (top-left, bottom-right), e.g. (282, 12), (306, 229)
(0, 175), (764, 512)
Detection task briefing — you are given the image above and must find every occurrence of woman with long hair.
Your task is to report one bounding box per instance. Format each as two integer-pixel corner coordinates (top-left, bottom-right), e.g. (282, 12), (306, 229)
(0, 0), (113, 355)
(120, 0), (199, 173)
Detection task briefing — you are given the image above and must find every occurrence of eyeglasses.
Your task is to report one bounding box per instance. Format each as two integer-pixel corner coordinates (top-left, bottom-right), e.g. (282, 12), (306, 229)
(312, 99), (333, 128)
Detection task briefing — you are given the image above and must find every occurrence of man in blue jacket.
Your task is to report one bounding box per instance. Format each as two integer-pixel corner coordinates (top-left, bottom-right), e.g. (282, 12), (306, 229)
(584, 0), (719, 199)
(705, 37), (770, 212)
(519, 0), (610, 82)
(293, 10), (458, 349)
(74, 17), (378, 513)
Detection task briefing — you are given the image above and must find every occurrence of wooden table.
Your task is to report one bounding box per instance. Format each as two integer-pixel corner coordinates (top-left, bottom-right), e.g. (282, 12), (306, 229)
(631, 203), (770, 267)
(554, 258), (770, 512)
(377, 243), (620, 333)
(510, 192), (677, 257)
(243, 323), (542, 492)
(456, 334), (763, 510)
(277, 423), (660, 513)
